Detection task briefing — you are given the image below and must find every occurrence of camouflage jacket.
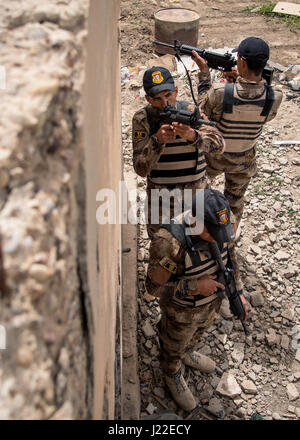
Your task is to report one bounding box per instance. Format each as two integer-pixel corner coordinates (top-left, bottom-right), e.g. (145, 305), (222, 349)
(146, 223), (243, 300)
(132, 101), (225, 181)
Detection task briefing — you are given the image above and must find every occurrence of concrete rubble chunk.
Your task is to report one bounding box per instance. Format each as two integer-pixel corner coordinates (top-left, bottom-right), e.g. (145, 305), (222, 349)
(142, 320), (156, 338)
(261, 163), (275, 173)
(250, 290), (265, 307)
(216, 373), (242, 398)
(282, 308), (295, 321)
(231, 343), (245, 365)
(206, 398), (225, 418)
(265, 332), (280, 346)
(272, 412), (281, 420)
(146, 403), (157, 415)
(286, 384), (299, 401)
(292, 157), (300, 165)
(274, 250), (290, 261)
(241, 380), (258, 395)
(265, 220), (276, 232)
(282, 266), (297, 278)
(214, 332), (227, 344)
(278, 157), (288, 165)
(281, 335), (290, 350)
(249, 245), (261, 256)
(245, 255), (256, 265)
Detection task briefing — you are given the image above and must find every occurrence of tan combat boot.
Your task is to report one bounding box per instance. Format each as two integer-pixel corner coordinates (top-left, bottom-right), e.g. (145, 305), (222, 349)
(183, 351), (216, 373)
(165, 370), (196, 412)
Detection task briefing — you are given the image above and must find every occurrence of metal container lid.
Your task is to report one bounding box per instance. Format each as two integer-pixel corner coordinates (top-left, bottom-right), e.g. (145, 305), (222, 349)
(154, 8), (200, 23)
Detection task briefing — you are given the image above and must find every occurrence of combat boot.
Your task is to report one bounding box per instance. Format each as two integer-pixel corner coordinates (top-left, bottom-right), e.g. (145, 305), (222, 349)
(165, 370), (196, 412)
(183, 351), (216, 373)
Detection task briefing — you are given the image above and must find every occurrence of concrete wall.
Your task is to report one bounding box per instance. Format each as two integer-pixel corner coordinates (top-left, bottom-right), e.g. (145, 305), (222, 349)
(0, 0), (122, 420)
(83, 0), (122, 420)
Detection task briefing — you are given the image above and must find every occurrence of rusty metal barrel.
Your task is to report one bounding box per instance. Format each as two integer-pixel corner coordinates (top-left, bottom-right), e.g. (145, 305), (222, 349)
(154, 8), (200, 55)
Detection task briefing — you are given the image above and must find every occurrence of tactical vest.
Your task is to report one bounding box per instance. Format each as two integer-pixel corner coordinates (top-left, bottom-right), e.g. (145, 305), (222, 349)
(146, 101), (206, 186)
(161, 218), (228, 308)
(217, 82), (274, 153)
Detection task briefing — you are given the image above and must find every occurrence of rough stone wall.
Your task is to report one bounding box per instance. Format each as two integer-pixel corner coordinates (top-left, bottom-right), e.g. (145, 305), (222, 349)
(0, 0), (92, 419)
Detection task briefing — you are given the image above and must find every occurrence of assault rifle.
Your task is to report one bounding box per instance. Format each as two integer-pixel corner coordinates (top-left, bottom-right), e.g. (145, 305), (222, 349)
(208, 242), (249, 335)
(153, 39), (273, 85)
(159, 104), (217, 129)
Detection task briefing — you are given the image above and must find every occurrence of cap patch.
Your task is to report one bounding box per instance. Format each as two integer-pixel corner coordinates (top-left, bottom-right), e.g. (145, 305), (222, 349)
(152, 71), (164, 84)
(217, 209), (228, 225)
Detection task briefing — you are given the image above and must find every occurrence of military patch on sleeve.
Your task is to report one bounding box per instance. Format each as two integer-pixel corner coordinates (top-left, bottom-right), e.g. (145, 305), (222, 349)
(134, 130), (147, 140)
(163, 261), (177, 274)
(217, 208), (229, 225)
(159, 256), (177, 274)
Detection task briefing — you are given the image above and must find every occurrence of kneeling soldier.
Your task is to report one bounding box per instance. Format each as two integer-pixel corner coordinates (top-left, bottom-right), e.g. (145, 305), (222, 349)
(146, 188), (248, 411)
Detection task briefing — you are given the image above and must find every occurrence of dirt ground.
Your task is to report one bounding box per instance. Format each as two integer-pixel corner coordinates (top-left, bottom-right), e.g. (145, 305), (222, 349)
(120, 0), (300, 420)
(120, 0), (300, 67)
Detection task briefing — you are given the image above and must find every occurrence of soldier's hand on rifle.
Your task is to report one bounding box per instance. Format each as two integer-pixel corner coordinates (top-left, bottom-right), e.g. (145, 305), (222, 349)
(156, 124), (176, 144)
(223, 66), (238, 83)
(191, 50), (209, 73)
(190, 274), (225, 297)
(172, 122), (197, 142)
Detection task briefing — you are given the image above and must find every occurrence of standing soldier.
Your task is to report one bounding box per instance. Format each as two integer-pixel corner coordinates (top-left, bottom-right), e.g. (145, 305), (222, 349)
(132, 66), (225, 239)
(146, 188), (248, 411)
(192, 37), (283, 233)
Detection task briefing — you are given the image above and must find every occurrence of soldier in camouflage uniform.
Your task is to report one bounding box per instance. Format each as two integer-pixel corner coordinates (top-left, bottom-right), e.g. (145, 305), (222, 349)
(192, 37), (283, 227)
(132, 66), (225, 239)
(146, 189), (248, 411)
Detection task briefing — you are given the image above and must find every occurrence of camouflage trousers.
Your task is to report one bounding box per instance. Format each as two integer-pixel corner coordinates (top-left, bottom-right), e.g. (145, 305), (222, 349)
(158, 294), (222, 376)
(205, 147), (257, 224)
(146, 177), (209, 240)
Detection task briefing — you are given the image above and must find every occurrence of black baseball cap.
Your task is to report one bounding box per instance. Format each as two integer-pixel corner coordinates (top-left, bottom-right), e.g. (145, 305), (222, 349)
(233, 36), (269, 62)
(143, 66), (175, 97)
(192, 189), (235, 243)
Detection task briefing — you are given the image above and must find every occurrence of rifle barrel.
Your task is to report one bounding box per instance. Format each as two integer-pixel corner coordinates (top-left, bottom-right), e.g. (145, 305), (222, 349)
(153, 41), (173, 49)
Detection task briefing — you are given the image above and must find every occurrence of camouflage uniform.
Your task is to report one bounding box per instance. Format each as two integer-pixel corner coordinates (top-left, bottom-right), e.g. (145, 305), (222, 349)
(132, 103), (225, 238)
(197, 72), (283, 224)
(146, 213), (242, 376)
